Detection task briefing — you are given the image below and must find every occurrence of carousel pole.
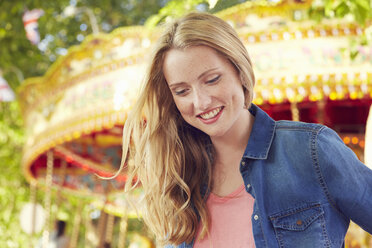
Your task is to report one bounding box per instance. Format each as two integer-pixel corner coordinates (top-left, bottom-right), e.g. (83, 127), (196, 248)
(42, 150), (54, 248)
(117, 201), (128, 248)
(97, 189), (109, 247)
(104, 213), (115, 246)
(317, 99), (326, 124)
(70, 204), (83, 248)
(30, 180), (37, 243)
(290, 101), (300, 122)
(97, 208), (108, 247)
(84, 207), (97, 248)
(55, 160), (67, 207)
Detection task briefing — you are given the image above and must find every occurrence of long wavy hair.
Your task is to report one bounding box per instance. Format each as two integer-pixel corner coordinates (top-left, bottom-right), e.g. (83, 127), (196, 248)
(119, 12), (255, 246)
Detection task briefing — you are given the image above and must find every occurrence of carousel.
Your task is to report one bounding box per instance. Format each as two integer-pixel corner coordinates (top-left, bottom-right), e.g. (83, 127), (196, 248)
(18, 0), (371, 247)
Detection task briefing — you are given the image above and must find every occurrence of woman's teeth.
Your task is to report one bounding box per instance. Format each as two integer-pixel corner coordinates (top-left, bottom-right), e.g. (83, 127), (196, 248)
(199, 107), (222, 120)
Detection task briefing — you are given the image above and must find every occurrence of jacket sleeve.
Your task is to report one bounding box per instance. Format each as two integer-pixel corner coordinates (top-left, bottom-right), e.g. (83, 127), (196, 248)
(316, 126), (372, 233)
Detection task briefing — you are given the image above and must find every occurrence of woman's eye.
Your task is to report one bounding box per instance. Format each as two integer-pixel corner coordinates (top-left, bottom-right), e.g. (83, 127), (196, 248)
(206, 75), (220, 84)
(174, 89), (188, 95)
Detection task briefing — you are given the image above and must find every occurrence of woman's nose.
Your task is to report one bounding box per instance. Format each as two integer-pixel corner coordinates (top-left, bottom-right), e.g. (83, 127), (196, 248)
(193, 88), (212, 111)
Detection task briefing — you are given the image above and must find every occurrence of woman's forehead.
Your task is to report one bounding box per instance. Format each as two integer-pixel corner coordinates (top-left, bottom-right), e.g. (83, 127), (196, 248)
(162, 46), (225, 84)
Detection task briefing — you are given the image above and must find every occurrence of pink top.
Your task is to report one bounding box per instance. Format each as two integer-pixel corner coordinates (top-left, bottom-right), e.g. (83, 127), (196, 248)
(193, 185), (256, 248)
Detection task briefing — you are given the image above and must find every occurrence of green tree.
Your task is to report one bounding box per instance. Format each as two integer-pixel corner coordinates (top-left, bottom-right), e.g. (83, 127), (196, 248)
(0, 0), (167, 91)
(309, 0), (372, 59)
(310, 0), (372, 25)
(0, 101), (29, 247)
(144, 0), (247, 27)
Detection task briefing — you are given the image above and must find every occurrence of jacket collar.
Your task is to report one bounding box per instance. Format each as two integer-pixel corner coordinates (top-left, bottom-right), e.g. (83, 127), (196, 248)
(243, 104), (276, 160)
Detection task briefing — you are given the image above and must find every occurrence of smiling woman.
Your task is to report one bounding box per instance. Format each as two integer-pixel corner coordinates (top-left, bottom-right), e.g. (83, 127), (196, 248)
(117, 12), (372, 248)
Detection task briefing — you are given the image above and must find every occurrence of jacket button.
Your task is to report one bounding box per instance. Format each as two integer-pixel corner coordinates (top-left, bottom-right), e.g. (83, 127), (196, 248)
(241, 161), (246, 166)
(246, 184), (251, 189)
(254, 215), (259, 220)
(296, 220), (303, 225)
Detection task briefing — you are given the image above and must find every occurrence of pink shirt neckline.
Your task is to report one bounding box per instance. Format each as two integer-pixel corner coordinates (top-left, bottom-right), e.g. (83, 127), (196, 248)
(208, 184), (246, 203)
(194, 184), (256, 248)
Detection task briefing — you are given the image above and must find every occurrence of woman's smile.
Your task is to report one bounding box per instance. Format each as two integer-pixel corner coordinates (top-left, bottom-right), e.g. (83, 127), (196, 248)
(197, 106), (224, 123)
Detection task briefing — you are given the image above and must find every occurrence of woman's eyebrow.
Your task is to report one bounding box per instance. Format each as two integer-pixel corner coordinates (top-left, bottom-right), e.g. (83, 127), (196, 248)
(168, 67), (219, 87)
(168, 81), (187, 88)
(197, 67), (218, 80)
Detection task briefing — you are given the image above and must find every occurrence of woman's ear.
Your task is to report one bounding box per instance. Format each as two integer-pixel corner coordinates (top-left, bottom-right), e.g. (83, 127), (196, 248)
(243, 87), (250, 109)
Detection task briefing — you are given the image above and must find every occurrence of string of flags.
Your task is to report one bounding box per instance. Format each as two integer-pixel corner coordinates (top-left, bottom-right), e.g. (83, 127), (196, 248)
(22, 9), (44, 45)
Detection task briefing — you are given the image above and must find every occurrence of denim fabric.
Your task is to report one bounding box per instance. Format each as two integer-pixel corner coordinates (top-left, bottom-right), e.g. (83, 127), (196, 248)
(165, 104), (372, 248)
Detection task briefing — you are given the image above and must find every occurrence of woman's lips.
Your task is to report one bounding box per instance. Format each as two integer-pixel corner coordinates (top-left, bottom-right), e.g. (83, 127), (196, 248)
(197, 106), (224, 124)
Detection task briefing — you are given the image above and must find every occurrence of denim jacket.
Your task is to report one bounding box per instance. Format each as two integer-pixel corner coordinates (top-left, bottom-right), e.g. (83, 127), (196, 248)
(166, 104), (372, 248)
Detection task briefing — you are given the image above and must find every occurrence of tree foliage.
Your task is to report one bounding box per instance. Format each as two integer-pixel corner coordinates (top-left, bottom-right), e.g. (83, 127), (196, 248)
(0, 0), (167, 91)
(0, 101), (29, 247)
(310, 0), (372, 24)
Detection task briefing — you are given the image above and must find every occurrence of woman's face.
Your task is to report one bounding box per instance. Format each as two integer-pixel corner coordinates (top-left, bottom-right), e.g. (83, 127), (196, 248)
(163, 45), (246, 138)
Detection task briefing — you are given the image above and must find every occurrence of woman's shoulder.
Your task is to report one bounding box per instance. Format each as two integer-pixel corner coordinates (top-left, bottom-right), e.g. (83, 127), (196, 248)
(275, 120), (325, 133)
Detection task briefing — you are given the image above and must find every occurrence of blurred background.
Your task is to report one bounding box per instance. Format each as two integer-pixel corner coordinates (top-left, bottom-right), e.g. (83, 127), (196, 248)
(0, 0), (371, 247)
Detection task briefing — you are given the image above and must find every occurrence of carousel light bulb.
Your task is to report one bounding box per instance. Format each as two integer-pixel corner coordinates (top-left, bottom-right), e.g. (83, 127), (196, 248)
(283, 32), (291, 41)
(271, 33), (279, 41)
(322, 74), (330, 82)
(311, 86), (318, 95)
(347, 73), (355, 81)
(307, 30), (315, 38)
(310, 75), (318, 82)
(298, 74), (306, 84)
(262, 89), (270, 99)
(255, 97), (263, 105)
(329, 91), (337, 100)
(285, 75), (294, 85)
(298, 86), (306, 96)
(359, 72), (367, 81)
(293, 10), (303, 21)
(335, 73), (342, 82)
(261, 78), (269, 86)
(285, 88), (295, 102)
(295, 31), (302, 39)
(361, 84), (368, 93)
(350, 92), (358, 99)
(141, 38), (151, 48)
(273, 77), (281, 85)
(360, 140), (365, 148)
(94, 50), (102, 59)
(348, 85), (355, 91)
(336, 85), (343, 93)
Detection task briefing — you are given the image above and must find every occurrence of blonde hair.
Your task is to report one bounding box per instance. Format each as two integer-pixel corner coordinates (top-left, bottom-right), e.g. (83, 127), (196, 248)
(120, 12), (255, 246)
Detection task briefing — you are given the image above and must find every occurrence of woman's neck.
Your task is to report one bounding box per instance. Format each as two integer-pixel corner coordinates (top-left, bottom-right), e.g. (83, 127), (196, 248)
(210, 109), (255, 196)
(211, 109), (254, 164)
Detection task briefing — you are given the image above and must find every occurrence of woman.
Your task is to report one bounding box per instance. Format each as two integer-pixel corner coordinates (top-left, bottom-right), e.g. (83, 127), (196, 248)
(119, 12), (372, 247)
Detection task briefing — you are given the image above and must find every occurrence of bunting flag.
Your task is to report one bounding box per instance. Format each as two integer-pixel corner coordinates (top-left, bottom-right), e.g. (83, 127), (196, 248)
(22, 9), (44, 45)
(0, 75), (15, 102)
